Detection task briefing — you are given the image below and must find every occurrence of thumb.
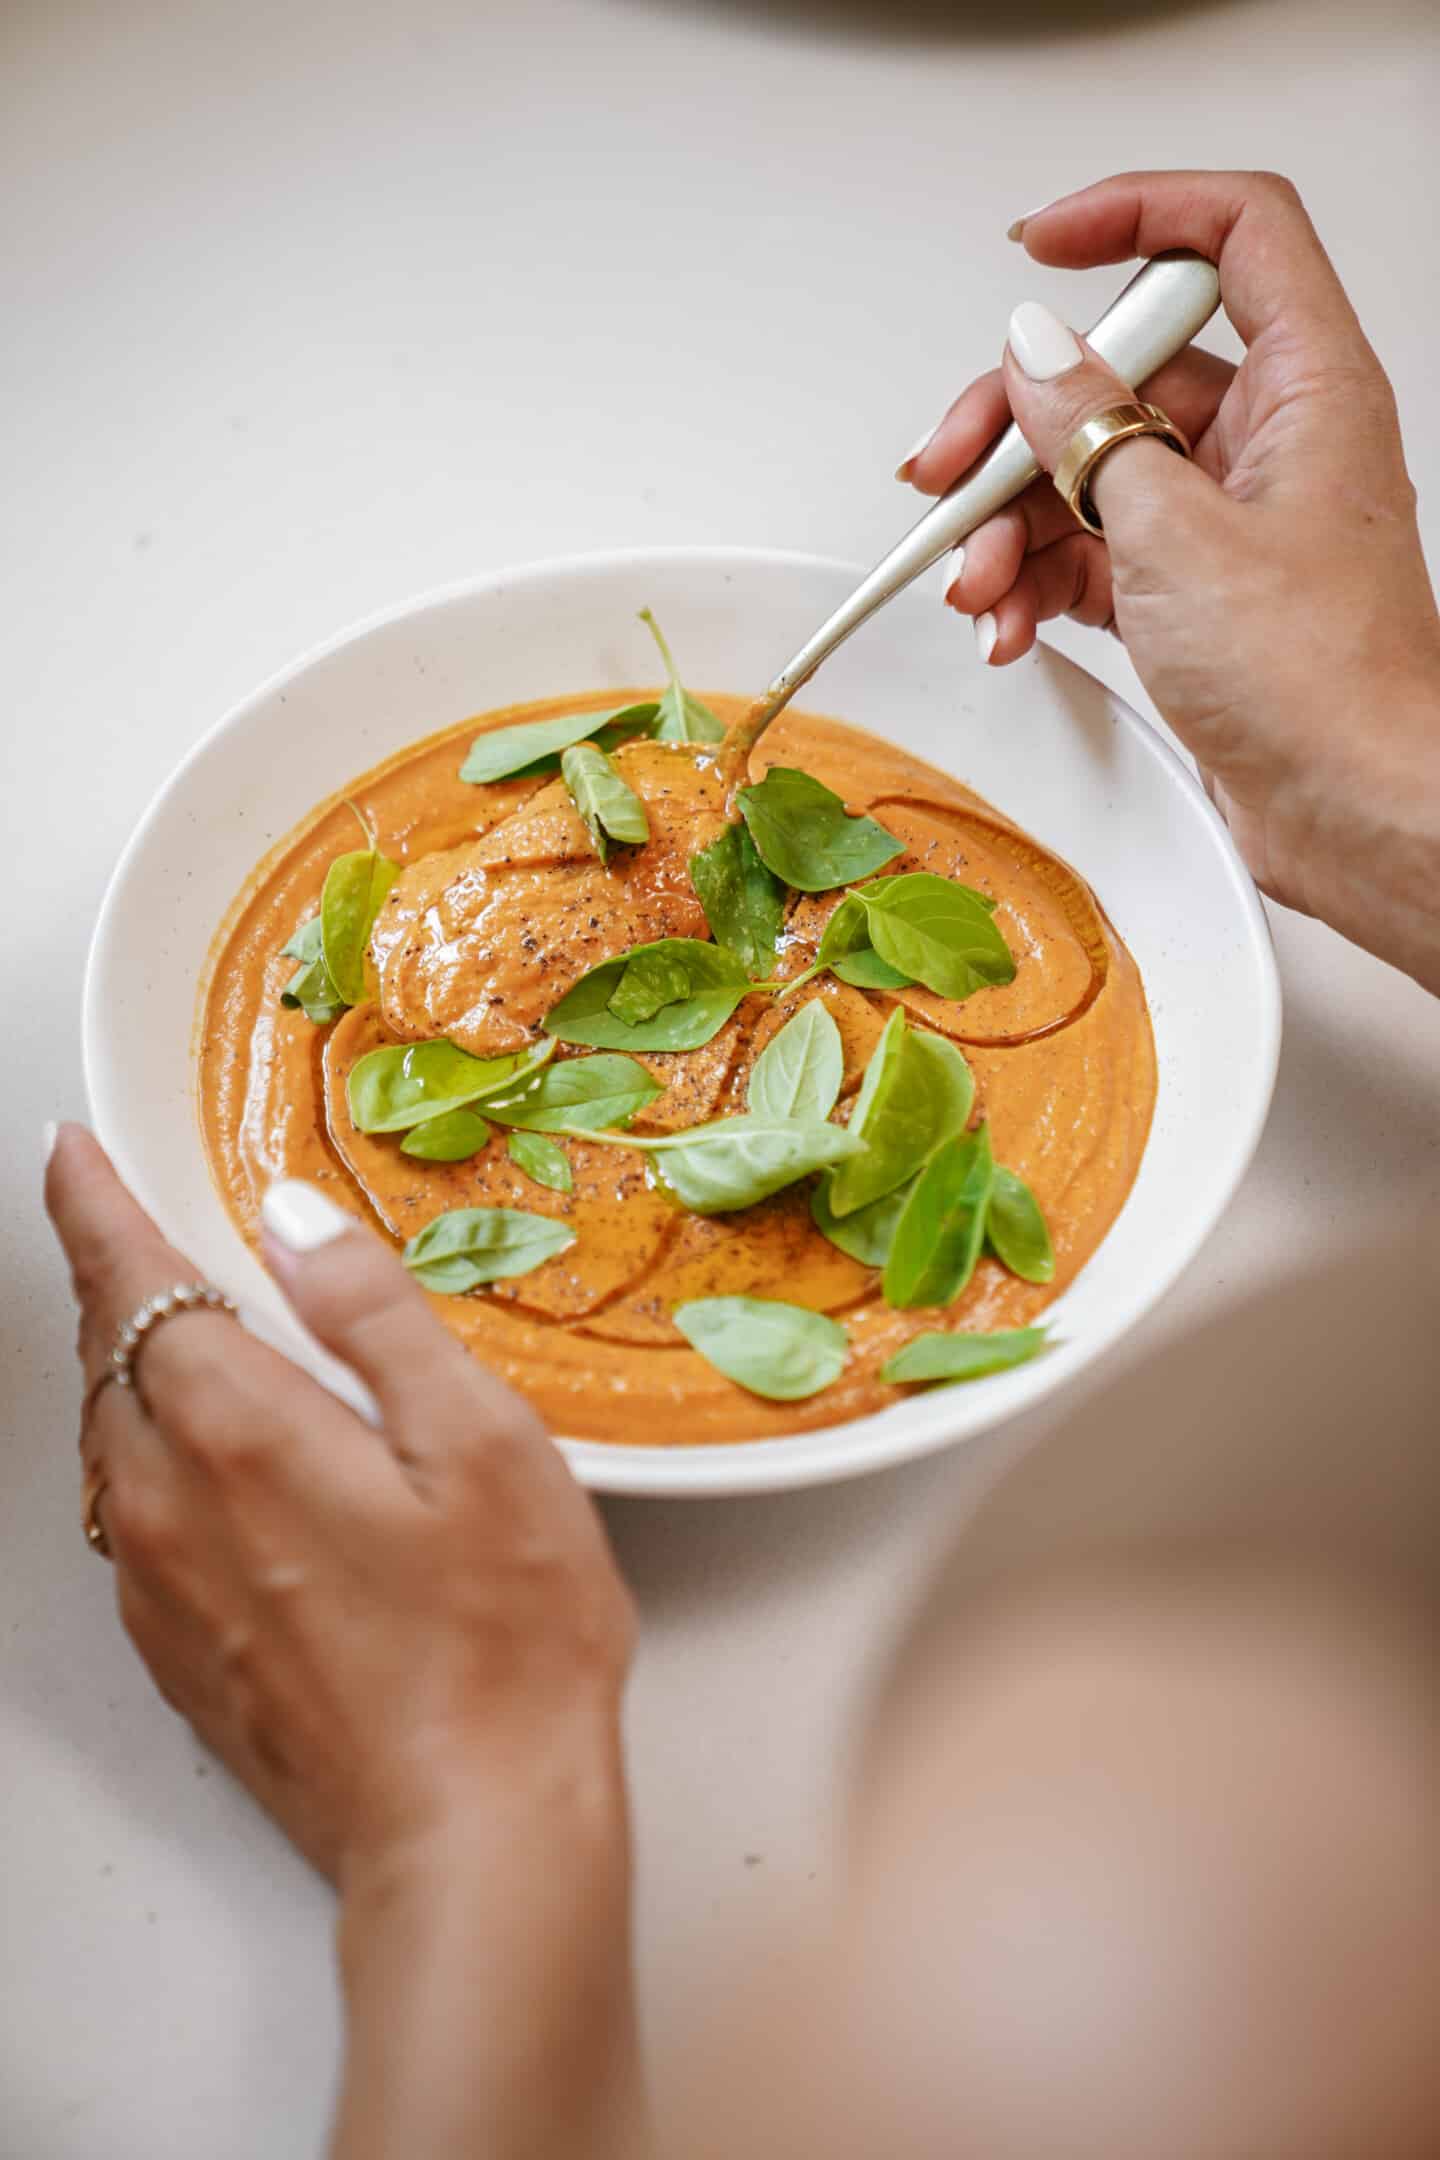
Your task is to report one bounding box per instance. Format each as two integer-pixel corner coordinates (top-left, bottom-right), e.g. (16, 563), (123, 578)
(1002, 300), (1227, 567)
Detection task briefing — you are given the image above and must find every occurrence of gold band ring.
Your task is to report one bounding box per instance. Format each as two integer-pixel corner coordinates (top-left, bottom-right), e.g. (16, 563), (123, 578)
(1053, 401), (1192, 537)
(83, 1468), (112, 1560)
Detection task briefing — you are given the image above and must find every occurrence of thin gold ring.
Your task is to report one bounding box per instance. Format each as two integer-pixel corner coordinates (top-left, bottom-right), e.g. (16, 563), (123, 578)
(81, 1366), (122, 1435)
(1053, 401), (1192, 537)
(83, 1468), (112, 1560)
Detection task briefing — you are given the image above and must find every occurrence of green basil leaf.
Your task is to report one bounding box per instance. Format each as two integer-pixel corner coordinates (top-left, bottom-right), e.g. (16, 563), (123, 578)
(809, 1172), (914, 1268)
(506, 1131), (573, 1192)
(645, 1115), (858, 1215)
(402, 1207), (576, 1294)
(828, 1013), (975, 1217)
(882, 1123), (995, 1310)
(673, 1296), (848, 1401)
(398, 1108), (493, 1161)
(484, 1052), (662, 1132)
(544, 938), (751, 1051)
(347, 1037), (554, 1134)
(737, 768), (903, 893)
(607, 947), (695, 1027)
(459, 703), (660, 785)
(639, 608), (726, 744)
(320, 848), (401, 1008)
(810, 892), (910, 990)
(856, 872), (1015, 1001)
(985, 1165), (1056, 1284)
(689, 822), (785, 978)
(279, 915), (346, 1023)
(748, 1001), (843, 1123)
(280, 914), (324, 967)
(830, 948), (915, 990)
(881, 1326), (1048, 1388)
(814, 890), (869, 963)
(560, 742), (650, 865)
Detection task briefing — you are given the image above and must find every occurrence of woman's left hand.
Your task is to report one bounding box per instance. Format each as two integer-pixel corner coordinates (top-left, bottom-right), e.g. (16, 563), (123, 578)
(44, 1125), (640, 2158)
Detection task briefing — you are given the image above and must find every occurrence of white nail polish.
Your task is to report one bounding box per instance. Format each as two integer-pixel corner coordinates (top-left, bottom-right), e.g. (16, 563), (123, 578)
(261, 1179), (351, 1253)
(1008, 301), (1083, 381)
(895, 426), (936, 481)
(1006, 201), (1055, 243)
(975, 612), (999, 665)
(42, 1120), (58, 1164)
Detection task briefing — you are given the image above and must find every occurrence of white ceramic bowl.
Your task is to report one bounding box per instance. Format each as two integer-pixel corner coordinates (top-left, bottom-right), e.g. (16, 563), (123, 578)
(84, 548), (1280, 1496)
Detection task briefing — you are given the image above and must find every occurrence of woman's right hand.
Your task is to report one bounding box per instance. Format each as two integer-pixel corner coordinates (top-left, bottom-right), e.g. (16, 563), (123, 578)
(903, 170), (1440, 994)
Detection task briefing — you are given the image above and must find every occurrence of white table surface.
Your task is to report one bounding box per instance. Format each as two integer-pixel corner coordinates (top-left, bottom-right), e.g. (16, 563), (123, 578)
(5, 0), (1439, 2149)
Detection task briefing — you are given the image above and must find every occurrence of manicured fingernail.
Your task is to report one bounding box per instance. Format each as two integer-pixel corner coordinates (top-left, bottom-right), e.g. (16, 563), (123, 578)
(42, 1120), (57, 1164)
(1008, 301), (1083, 381)
(942, 545), (967, 606)
(1006, 201), (1054, 243)
(975, 612), (999, 665)
(895, 427), (936, 483)
(261, 1179), (351, 1253)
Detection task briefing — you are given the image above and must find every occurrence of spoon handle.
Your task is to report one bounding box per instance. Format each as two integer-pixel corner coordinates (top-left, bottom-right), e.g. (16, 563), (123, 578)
(743, 249), (1222, 746)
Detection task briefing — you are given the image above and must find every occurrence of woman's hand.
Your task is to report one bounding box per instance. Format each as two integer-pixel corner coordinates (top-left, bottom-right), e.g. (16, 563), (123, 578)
(45, 1127), (639, 2159)
(903, 170), (1440, 994)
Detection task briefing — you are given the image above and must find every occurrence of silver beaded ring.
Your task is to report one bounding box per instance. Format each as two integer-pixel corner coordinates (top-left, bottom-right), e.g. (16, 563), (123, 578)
(110, 1282), (238, 1390)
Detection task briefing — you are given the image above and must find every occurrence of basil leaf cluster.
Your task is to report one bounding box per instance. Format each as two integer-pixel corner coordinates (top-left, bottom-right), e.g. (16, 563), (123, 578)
(638, 608), (726, 744)
(544, 938), (752, 1051)
(279, 915), (344, 1025)
(279, 832), (401, 1025)
(814, 872), (1014, 1000)
(459, 701), (661, 785)
(458, 607), (723, 787)
(802, 1007), (1054, 1306)
(348, 1038), (555, 1135)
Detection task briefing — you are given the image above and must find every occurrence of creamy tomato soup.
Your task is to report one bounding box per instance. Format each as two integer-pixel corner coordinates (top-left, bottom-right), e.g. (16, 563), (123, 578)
(198, 691), (1155, 1443)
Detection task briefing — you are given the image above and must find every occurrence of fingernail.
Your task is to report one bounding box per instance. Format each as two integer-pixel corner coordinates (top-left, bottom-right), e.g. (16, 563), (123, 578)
(942, 545), (967, 606)
(894, 426), (936, 483)
(261, 1179), (351, 1253)
(1008, 301), (1083, 381)
(975, 612), (999, 665)
(1006, 201), (1054, 243)
(42, 1120), (58, 1164)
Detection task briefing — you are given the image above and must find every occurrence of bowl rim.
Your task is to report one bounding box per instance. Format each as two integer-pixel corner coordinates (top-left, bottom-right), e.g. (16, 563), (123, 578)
(83, 544), (1282, 1498)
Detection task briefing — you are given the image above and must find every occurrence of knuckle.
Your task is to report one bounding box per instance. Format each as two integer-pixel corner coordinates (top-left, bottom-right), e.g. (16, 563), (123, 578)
(107, 1479), (180, 1572)
(161, 1377), (263, 1478)
(145, 1332), (269, 1477)
(1249, 169), (1303, 212)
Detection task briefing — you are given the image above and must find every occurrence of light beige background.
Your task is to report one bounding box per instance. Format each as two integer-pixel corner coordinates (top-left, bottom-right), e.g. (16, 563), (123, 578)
(3, 0), (1438, 2150)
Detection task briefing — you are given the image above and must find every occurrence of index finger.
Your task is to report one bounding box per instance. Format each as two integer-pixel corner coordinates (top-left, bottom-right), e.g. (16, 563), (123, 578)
(45, 1123), (233, 1390)
(45, 1126), (396, 1505)
(1014, 169), (1369, 354)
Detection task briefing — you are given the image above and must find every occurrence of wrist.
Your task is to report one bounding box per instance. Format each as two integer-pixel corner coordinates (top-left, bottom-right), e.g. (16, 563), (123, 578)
(331, 1705), (637, 2160)
(337, 1698), (630, 1972)
(1285, 665), (1440, 994)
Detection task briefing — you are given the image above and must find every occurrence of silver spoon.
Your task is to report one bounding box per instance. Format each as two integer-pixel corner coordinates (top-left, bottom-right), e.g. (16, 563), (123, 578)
(727, 249), (1221, 772)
